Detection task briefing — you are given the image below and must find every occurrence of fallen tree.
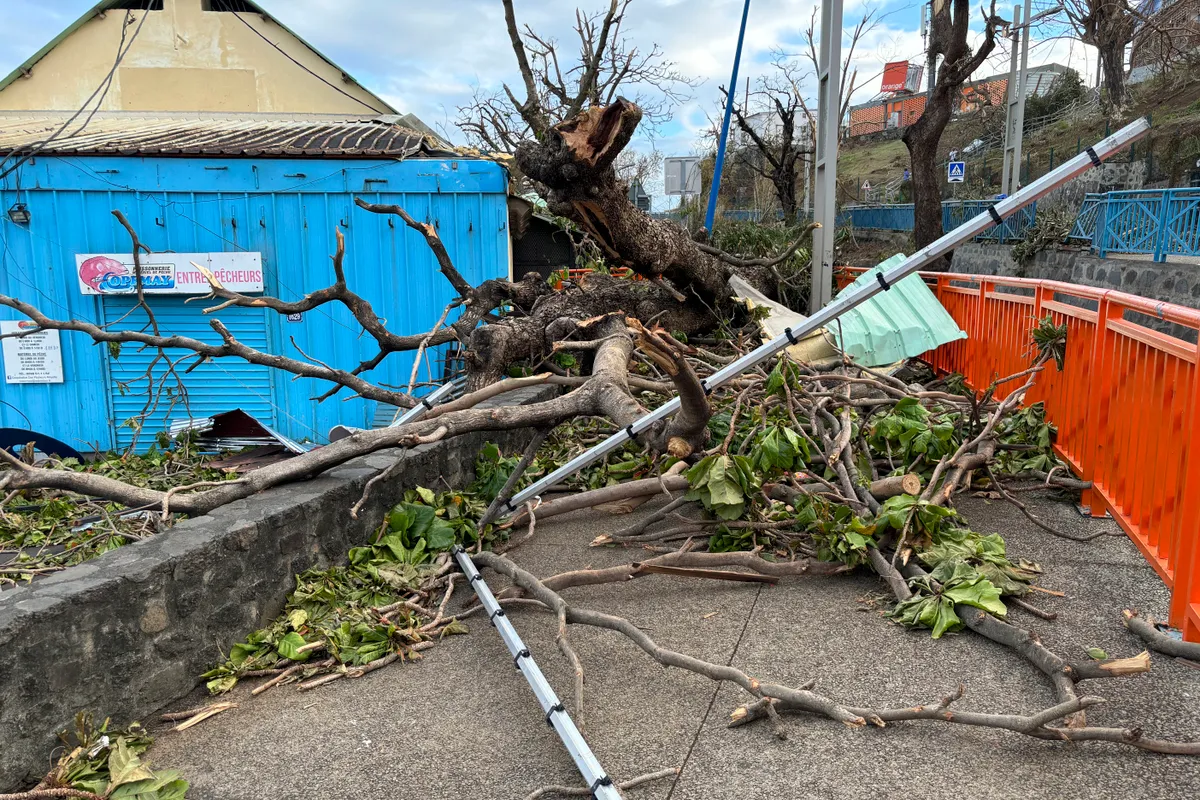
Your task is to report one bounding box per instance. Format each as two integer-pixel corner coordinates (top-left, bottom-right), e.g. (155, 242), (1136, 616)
(3, 12), (1197, 786)
(178, 322), (1198, 759)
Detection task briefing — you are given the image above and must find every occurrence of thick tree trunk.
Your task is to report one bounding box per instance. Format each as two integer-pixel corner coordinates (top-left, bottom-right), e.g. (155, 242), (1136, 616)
(465, 273), (714, 389)
(869, 473), (922, 500)
(1098, 40), (1127, 111)
(902, 88), (954, 267)
(515, 100), (775, 302)
(775, 159), (798, 221)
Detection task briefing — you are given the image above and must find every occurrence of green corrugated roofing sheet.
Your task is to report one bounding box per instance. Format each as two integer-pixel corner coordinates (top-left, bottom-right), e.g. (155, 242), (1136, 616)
(834, 253), (966, 367)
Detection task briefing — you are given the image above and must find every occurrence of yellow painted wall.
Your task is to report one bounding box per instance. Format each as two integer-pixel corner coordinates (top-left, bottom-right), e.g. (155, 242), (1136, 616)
(0, 0), (391, 114)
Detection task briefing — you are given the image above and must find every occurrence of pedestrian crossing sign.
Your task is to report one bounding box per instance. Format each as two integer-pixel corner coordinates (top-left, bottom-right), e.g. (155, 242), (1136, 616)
(948, 161), (966, 183)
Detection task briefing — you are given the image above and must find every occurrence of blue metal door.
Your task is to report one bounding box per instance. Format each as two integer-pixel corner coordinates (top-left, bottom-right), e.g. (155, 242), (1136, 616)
(100, 296), (277, 450)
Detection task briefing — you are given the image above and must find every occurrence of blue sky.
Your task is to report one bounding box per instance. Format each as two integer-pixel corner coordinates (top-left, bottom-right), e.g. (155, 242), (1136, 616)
(1, 1), (1095, 162)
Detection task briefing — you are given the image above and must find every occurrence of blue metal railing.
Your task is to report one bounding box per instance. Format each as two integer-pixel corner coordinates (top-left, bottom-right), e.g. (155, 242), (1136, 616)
(838, 204), (914, 230)
(1076, 189), (1200, 261)
(1068, 193), (1103, 242)
(944, 200), (1037, 243)
(838, 200), (1037, 244)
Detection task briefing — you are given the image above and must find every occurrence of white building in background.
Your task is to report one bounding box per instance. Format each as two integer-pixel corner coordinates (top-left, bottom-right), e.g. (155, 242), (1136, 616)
(736, 111), (810, 145)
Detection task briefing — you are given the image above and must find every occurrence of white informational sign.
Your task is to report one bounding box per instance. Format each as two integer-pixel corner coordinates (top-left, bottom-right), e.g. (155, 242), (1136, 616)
(2, 321), (64, 384)
(75, 252), (263, 295)
(947, 161), (966, 183)
(664, 156), (702, 196)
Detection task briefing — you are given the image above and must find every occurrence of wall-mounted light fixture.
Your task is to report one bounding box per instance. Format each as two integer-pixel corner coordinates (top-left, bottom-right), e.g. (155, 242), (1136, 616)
(7, 203), (30, 224)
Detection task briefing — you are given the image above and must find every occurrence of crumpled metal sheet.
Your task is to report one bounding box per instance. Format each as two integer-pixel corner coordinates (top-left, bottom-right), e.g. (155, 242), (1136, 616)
(730, 252), (966, 368)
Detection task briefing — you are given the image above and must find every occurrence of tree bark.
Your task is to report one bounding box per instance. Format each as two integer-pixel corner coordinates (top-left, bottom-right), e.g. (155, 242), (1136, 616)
(515, 100), (775, 302)
(901, 0), (999, 260)
(463, 273), (714, 389)
(904, 104), (950, 261)
(1098, 39), (1127, 111)
(869, 473), (922, 500)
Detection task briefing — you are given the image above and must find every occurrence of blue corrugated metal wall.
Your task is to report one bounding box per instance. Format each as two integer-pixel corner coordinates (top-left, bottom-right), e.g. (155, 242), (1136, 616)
(0, 156), (509, 450)
(101, 296), (276, 450)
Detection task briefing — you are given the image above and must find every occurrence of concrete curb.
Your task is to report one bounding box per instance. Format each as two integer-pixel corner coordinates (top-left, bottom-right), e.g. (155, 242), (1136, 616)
(0, 385), (556, 790)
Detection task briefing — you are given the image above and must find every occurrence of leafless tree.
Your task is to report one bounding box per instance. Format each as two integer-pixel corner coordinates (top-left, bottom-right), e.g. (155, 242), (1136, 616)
(725, 58), (811, 220)
(1062, 0), (1138, 112)
(1065, 0), (1200, 112)
(902, 0), (1003, 259)
(456, 0), (697, 152)
(614, 148), (662, 188)
(725, 11), (876, 219)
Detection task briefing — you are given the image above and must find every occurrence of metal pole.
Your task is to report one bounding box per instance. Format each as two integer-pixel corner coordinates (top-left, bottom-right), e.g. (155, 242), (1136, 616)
(452, 547), (622, 800)
(926, 0), (936, 98)
(1010, 0), (1033, 191)
(329, 376), (464, 441)
(703, 0), (752, 235)
(1001, 4), (1022, 196)
(389, 377), (463, 427)
(501, 119), (1150, 514)
(803, 152), (812, 220)
(810, 0), (843, 313)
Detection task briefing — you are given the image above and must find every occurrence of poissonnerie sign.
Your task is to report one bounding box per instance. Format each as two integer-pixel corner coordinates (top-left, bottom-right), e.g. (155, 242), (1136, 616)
(75, 252), (263, 295)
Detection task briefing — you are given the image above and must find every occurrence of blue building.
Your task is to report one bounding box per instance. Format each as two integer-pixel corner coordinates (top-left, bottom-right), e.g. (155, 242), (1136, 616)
(0, 115), (511, 451)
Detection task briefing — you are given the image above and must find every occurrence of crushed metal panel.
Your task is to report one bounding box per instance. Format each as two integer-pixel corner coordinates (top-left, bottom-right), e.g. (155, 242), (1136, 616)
(730, 253), (965, 368)
(836, 253), (967, 365)
(168, 409), (312, 454)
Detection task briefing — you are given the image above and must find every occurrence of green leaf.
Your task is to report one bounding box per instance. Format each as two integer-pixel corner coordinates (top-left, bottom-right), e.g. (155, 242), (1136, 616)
(110, 771), (190, 800)
(424, 518), (456, 551)
(107, 739), (155, 789)
(415, 486), (436, 505)
(228, 640), (268, 668)
(1086, 647), (1109, 661)
(205, 674), (238, 695)
(940, 562), (1008, 617)
(405, 504), (436, 539)
(926, 597), (962, 639)
(386, 506), (413, 534)
(764, 362), (786, 396)
(287, 609), (308, 630)
(275, 632), (311, 662)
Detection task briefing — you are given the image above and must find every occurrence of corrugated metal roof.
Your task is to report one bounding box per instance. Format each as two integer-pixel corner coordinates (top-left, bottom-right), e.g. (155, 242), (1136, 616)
(0, 113), (446, 158)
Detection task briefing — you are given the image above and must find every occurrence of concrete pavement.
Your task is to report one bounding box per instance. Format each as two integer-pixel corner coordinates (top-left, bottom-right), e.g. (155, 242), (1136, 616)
(147, 495), (1200, 799)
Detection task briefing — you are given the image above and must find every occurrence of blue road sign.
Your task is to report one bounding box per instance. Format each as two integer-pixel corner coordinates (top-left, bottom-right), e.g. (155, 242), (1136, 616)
(948, 161), (966, 183)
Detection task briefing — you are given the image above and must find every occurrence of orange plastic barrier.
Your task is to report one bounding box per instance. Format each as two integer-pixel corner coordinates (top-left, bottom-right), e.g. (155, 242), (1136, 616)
(837, 267), (1200, 642)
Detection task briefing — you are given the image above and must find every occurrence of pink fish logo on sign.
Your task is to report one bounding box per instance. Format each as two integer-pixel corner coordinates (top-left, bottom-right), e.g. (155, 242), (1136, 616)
(75, 252), (261, 294)
(78, 256), (129, 292)
(77, 256), (176, 293)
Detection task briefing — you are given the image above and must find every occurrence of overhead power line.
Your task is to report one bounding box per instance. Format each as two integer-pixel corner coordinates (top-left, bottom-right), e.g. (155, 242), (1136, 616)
(0, 7), (151, 182)
(229, 11), (387, 115)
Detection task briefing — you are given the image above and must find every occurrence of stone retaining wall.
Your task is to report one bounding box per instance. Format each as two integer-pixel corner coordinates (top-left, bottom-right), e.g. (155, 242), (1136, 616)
(0, 386), (555, 791)
(949, 242), (1200, 308)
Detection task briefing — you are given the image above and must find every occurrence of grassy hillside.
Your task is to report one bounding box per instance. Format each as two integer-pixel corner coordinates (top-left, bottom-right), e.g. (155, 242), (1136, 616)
(836, 68), (1200, 202)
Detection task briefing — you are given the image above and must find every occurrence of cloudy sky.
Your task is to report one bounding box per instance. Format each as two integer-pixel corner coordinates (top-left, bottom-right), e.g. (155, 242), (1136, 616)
(2, 0), (1096, 162)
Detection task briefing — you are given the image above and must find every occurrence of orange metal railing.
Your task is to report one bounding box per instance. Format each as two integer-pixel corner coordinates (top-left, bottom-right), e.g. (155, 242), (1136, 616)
(837, 267), (1200, 642)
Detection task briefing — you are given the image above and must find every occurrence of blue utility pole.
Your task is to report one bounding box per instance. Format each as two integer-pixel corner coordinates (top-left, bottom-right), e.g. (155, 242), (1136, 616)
(704, 0), (752, 236)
